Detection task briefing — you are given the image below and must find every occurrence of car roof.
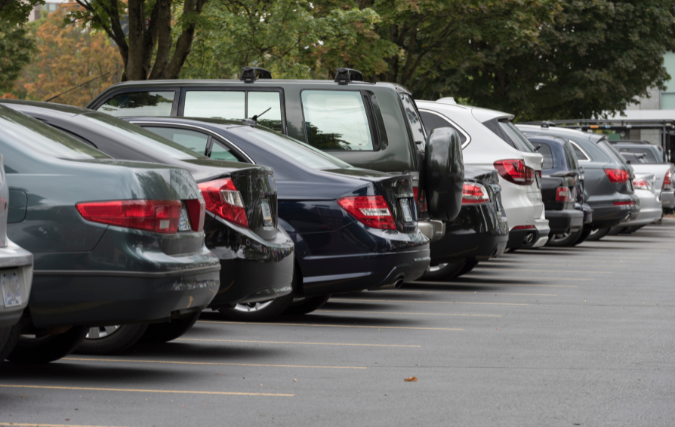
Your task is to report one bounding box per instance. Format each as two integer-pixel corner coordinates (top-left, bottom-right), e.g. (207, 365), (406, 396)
(416, 99), (514, 122)
(102, 79), (404, 92)
(0, 99), (85, 116)
(516, 124), (606, 143)
(526, 134), (568, 146)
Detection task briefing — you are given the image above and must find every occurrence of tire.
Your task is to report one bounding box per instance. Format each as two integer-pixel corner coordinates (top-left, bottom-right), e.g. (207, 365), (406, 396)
(8, 325), (89, 364)
(75, 323), (149, 355)
(585, 227), (610, 242)
(284, 295), (330, 316)
(455, 259), (479, 277)
(546, 229), (584, 247)
(420, 261), (466, 281)
(572, 228), (592, 246)
(0, 324), (20, 362)
(139, 312), (201, 344)
(607, 227), (624, 236)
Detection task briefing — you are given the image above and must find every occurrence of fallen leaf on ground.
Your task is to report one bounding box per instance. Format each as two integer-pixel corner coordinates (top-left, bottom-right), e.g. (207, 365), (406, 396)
(404, 377), (418, 382)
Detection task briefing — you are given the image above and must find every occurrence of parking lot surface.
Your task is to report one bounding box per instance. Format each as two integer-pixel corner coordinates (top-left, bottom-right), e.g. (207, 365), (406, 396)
(1, 223), (674, 427)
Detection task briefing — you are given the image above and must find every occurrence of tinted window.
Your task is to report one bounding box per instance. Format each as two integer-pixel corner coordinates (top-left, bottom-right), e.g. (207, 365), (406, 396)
(620, 152), (647, 164)
(419, 111), (467, 144)
(145, 127), (209, 155)
(571, 143), (589, 161)
(301, 90), (373, 150)
(400, 94), (427, 147)
(210, 142), (241, 162)
(598, 140), (629, 167)
(617, 147), (659, 163)
(184, 91), (245, 121)
(563, 142), (579, 170)
(229, 126), (353, 170)
(97, 91), (174, 117)
(537, 142), (554, 169)
(499, 121), (535, 152)
(249, 92), (283, 132)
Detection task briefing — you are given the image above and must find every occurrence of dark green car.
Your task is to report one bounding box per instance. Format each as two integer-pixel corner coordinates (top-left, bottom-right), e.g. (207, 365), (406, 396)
(0, 104), (221, 363)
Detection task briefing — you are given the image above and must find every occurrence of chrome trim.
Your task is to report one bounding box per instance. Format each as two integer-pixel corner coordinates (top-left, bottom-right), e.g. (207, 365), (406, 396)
(34, 264), (221, 278)
(569, 141), (591, 162)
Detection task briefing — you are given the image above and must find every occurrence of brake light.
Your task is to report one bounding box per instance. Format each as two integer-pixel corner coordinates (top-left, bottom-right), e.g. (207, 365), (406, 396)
(512, 225), (535, 230)
(185, 199), (205, 232)
(462, 183), (490, 204)
(604, 168), (629, 183)
(337, 195), (396, 230)
(494, 159), (535, 186)
(613, 201), (636, 206)
(663, 170), (672, 190)
(556, 187), (570, 202)
(76, 199), (181, 233)
(412, 187), (428, 213)
(198, 178), (249, 228)
(633, 179), (651, 191)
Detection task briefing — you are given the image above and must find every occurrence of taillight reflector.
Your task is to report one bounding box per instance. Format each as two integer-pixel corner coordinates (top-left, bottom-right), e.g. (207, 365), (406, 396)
(613, 201), (636, 206)
(185, 199), (205, 232)
(76, 199), (181, 233)
(512, 225), (535, 230)
(556, 187), (570, 202)
(604, 168), (629, 183)
(412, 187), (428, 213)
(633, 179), (651, 191)
(462, 183), (490, 204)
(198, 178), (249, 228)
(338, 195), (396, 230)
(663, 170), (672, 191)
(494, 159), (535, 186)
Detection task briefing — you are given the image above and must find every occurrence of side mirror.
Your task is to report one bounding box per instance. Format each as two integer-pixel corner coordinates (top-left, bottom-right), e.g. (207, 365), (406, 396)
(424, 127), (464, 221)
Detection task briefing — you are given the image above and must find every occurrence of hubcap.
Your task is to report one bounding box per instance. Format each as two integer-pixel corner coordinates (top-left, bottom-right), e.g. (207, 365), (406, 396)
(86, 325), (121, 340)
(232, 300), (274, 313)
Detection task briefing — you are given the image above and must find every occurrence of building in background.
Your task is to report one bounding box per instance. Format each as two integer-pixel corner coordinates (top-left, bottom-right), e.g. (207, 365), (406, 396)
(28, 0), (67, 21)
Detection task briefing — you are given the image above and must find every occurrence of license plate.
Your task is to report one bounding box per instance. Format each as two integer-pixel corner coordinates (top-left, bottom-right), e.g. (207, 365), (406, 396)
(400, 198), (413, 222)
(1, 269), (21, 308)
(178, 205), (192, 231)
(261, 200), (273, 227)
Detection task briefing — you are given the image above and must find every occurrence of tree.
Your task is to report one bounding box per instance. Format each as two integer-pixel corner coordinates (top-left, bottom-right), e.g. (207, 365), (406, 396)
(14, 3), (123, 106)
(0, 0), (43, 25)
(70, 0), (208, 81)
(0, 22), (34, 95)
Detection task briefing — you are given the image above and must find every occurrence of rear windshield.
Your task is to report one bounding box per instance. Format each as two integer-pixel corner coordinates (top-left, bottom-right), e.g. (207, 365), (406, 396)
(0, 106), (108, 160)
(617, 147), (660, 163)
(82, 113), (206, 160)
(598, 140), (630, 168)
(620, 152), (647, 164)
(229, 126), (353, 170)
(484, 119), (535, 152)
(536, 142), (554, 169)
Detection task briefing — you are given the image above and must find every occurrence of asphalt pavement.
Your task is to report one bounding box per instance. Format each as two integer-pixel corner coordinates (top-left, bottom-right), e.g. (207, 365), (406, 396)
(1, 222), (674, 427)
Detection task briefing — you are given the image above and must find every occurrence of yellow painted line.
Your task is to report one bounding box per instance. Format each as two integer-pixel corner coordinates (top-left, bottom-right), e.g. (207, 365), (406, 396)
(177, 338), (421, 348)
(413, 282), (578, 288)
(330, 298), (528, 306)
(0, 384), (293, 397)
(198, 321), (463, 331)
(63, 357), (363, 370)
(463, 275), (594, 281)
(316, 310), (501, 317)
(391, 290), (557, 297)
(0, 423), (132, 427)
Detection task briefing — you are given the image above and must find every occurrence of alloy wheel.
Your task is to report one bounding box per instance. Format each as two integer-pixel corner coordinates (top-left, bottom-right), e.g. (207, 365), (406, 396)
(86, 325), (121, 340)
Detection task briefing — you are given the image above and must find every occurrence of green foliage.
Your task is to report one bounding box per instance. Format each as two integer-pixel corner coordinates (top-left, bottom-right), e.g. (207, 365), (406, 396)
(0, 0), (44, 25)
(0, 22), (34, 94)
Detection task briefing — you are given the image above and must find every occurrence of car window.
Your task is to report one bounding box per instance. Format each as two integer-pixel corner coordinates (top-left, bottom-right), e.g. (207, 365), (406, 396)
(563, 142), (579, 170)
(248, 92), (283, 133)
(210, 142), (242, 162)
(571, 142), (589, 161)
(483, 119), (516, 149)
(184, 91), (245, 121)
(499, 121), (535, 152)
(618, 147), (659, 163)
(598, 140), (630, 168)
(400, 94), (427, 147)
(419, 111), (467, 144)
(620, 152), (647, 164)
(145, 127), (209, 155)
(229, 125), (353, 170)
(537, 142), (554, 169)
(97, 91), (174, 117)
(301, 90), (373, 150)
(0, 106), (108, 160)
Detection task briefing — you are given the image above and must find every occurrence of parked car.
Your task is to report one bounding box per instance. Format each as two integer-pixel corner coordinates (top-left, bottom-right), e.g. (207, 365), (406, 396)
(608, 172), (662, 234)
(2, 100), (295, 336)
(125, 116), (431, 317)
(0, 155), (34, 361)
(0, 104), (221, 362)
(87, 67), (464, 275)
(525, 135), (586, 246)
(610, 140), (675, 214)
(416, 98), (548, 250)
(517, 124), (639, 241)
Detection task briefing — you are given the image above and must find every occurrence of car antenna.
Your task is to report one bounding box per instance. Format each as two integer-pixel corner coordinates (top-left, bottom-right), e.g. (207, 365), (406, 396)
(251, 108), (271, 122)
(44, 72), (111, 102)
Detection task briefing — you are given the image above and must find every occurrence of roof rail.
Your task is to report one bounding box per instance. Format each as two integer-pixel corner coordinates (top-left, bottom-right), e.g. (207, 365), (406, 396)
(541, 121), (557, 128)
(240, 67), (272, 83)
(334, 68), (363, 85)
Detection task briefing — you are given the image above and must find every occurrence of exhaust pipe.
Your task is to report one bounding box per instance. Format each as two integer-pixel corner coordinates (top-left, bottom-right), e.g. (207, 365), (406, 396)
(523, 233), (534, 245)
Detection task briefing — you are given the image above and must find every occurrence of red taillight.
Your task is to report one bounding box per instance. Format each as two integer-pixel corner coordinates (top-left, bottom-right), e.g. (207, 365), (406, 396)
(512, 225), (535, 230)
(663, 170), (672, 190)
(337, 195), (396, 230)
(613, 201), (636, 206)
(76, 199), (181, 233)
(185, 199), (205, 232)
(556, 187), (570, 202)
(494, 159), (535, 186)
(633, 179), (651, 191)
(604, 168), (629, 183)
(462, 183), (490, 204)
(198, 178), (249, 228)
(412, 187), (428, 213)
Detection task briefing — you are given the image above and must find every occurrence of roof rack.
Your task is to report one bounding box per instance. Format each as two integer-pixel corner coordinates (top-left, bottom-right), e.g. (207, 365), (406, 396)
(541, 121), (557, 128)
(334, 68), (363, 85)
(240, 67), (272, 83)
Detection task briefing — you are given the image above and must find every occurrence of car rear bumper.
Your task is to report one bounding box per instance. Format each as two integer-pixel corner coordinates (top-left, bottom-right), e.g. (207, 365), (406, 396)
(508, 218), (550, 249)
(0, 241), (33, 328)
(622, 191), (662, 227)
(588, 197), (640, 228)
(546, 209), (584, 234)
(658, 190), (674, 210)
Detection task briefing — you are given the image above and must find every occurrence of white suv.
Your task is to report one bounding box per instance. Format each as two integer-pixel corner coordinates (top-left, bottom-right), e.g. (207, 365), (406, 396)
(416, 98), (549, 249)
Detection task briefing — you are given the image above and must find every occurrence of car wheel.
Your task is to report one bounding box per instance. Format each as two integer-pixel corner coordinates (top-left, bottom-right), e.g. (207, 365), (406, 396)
(284, 295), (331, 316)
(607, 227), (624, 235)
(585, 227), (610, 241)
(455, 259), (479, 277)
(75, 323), (149, 355)
(420, 261), (466, 281)
(7, 325), (89, 364)
(572, 228), (592, 246)
(0, 324), (20, 362)
(546, 229), (584, 247)
(139, 312), (201, 344)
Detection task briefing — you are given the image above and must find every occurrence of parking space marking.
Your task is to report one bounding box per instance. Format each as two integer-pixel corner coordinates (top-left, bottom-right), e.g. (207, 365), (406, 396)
(177, 338), (421, 348)
(413, 281), (578, 288)
(198, 321), (463, 331)
(0, 423), (133, 427)
(63, 357), (365, 370)
(330, 298), (528, 306)
(0, 384), (293, 397)
(316, 310), (501, 317)
(391, 290), (557, 296)
(465, 275), (594, 281)
(488, 268), (610, 274)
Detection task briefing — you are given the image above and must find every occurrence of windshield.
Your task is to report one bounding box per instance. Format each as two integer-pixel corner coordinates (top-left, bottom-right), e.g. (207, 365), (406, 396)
(229, 126), (353, 170)
(82, 113), (207, 160)
(0, 105), (108, 160)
